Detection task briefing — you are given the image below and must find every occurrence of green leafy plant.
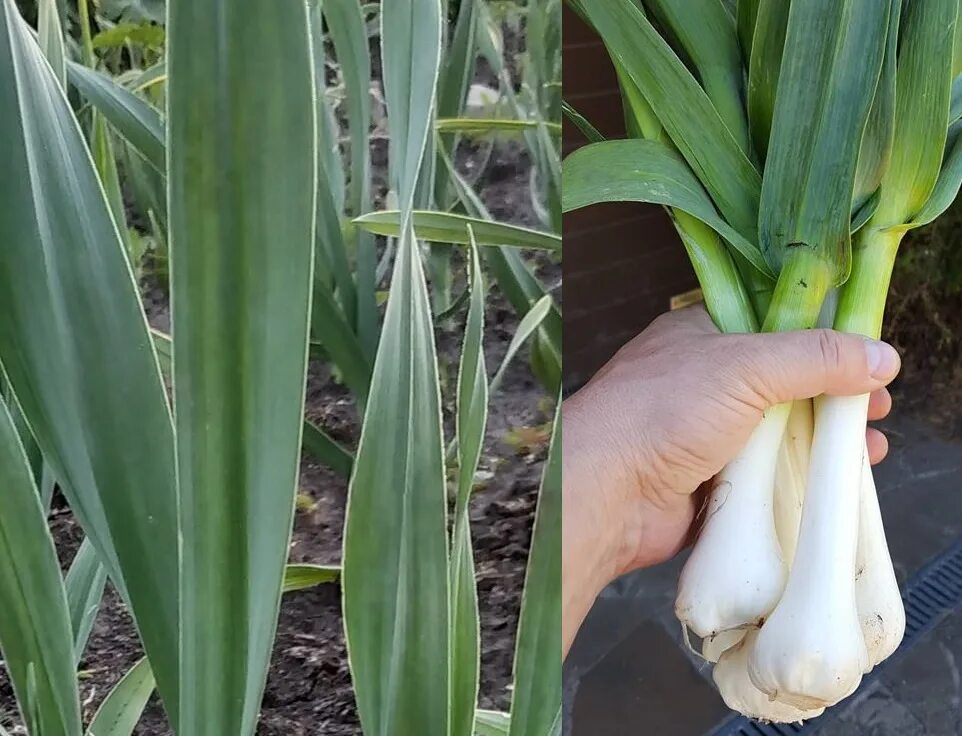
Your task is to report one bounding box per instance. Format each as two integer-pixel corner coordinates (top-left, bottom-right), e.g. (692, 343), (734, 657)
(0, 0), (560, 734)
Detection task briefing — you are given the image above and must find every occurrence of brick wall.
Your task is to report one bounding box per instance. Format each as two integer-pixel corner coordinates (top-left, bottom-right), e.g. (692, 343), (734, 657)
(562, 6), (698, 392)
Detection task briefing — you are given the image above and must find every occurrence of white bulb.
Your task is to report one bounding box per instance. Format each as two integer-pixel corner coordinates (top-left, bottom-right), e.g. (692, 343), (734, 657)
(714, 630), (825, 722)
(676, 404), (789, 638)
(750, 395), (869, 710)
(855, 451), (905, 669)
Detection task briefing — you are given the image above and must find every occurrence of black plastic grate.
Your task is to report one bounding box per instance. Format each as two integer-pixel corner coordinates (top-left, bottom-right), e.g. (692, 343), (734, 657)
(709, 538), (962, 736)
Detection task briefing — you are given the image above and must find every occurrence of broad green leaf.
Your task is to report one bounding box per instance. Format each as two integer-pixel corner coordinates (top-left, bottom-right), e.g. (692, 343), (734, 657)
(355, 210), (561, 251)
(578, 0), (761, 241)
(167, 1), (316, 734)
(645, 0), (750, 152)
(67, 61), (165, 172)
(436, 117), (561, 136)
(912, 120), (962, 226)
(508, 402), (561, 736)
(153, 329), (357, 467)
(301, 419), (354, 480)
(489, 295), (553, 394)
(759, 0), (889, 282)
(476, 710), (510, 736)
(86, 658), (154, 736)
(0, 1), (180, 715)
(562, 140), (771, 277)
(37, 0), (65, 84)
(0, 396), (81, 736)
(91, 21), (165, 50)
(343, 221), (450, 736)
(282, 564), (341, 593)
(875, 0), (958, 226)
(65, 538), (108, 664)
(344, 3), (447, 728)
(737, 0), (760, 59)
(324, 0), (378, 358)
(746, 0), (789, 162)
(451, 236), (486, 736)
(561, 101), (604, 143)
(854, 0), (901, 211)
(383, 0), (442, 210)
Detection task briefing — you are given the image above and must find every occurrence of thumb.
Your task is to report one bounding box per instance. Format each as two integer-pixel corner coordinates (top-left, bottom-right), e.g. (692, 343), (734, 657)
(731, 328), (901, 406)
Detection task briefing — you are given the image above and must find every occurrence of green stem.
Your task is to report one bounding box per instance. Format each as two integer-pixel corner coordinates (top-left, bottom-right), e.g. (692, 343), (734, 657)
(761, 247), (834, 333)
(834, 227), (904, 338)
(77, 0), (95, 68)
(673, 211), (758, 334)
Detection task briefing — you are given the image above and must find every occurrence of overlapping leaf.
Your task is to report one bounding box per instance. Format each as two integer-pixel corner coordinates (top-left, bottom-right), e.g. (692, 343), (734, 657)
(167, 0), (316, 733)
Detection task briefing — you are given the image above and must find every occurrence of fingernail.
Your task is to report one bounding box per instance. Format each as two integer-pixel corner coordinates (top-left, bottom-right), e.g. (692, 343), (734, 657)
(864, 339), (899, 379)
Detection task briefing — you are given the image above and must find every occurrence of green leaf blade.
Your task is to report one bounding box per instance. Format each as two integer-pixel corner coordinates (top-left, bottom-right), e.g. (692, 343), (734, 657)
(451, 238), (487, 736)
(508, 403), (561, 736)
(0, 397), (81, 736)
(67, 61), (165, 172)
(0, 1), (180, 716)
(167, 1), (317, 733)
(562, 139), (771, 277)
(759, 0), (890, 281)
(354, 210), (561, 251)
(876, 0), (958, 225)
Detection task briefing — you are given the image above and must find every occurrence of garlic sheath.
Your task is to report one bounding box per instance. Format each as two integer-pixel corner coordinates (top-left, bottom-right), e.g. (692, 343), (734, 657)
(855, 451), (905, 669)
(714, 630), (825, 723)
(749, 395), (869, 710)
(702, 628), (747, 663)
(773, 399), (813, 565)
(675, 405), (789, 638)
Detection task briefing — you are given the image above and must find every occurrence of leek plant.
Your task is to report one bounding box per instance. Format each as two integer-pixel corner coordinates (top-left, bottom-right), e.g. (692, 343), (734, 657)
(0, 0), (560, 734)
(563, 0), (962, 722)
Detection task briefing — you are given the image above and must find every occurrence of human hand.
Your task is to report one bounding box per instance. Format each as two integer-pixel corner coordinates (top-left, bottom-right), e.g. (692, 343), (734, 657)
(562, 307), (901, 654)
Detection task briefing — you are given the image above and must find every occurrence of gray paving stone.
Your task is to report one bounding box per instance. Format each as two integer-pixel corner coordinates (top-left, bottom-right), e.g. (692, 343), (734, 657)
(818, 681), (927, 736)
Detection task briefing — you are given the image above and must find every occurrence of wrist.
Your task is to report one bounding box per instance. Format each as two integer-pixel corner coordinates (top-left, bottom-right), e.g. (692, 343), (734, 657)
(562, 390), (634, 579)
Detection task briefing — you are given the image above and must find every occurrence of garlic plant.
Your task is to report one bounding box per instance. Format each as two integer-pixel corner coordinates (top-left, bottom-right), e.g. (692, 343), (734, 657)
(563, 0), (962, 722)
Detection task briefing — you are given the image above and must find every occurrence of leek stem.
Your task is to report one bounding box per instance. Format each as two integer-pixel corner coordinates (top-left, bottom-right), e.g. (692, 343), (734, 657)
(673, 211), (759, 334)
(833, 227), (903, 338)
(761, 248), (833, 333)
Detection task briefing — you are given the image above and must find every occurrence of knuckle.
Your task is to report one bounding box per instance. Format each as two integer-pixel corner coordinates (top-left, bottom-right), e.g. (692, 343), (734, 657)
(814, 329), (845, 376)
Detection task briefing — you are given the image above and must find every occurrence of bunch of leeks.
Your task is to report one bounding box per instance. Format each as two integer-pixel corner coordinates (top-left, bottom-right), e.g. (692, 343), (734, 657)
(563, 0), (962, 721)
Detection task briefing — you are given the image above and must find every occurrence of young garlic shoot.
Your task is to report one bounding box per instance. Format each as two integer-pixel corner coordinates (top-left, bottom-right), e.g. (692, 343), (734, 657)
(714, 630), (825, 724)
(856, 452), (905, 668)
(749, 395), (870, 710)
(675, 408), (788, 639)
(752, 0), (957, 709)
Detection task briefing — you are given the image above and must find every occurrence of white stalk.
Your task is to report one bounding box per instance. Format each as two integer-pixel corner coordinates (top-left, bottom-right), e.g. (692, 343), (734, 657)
(675, 404), (789, 639)
(773, 399), (814, 565)
(750, 394), (869, 710)
(856, 451), (905, 669)
(714, 630), (825, 723)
